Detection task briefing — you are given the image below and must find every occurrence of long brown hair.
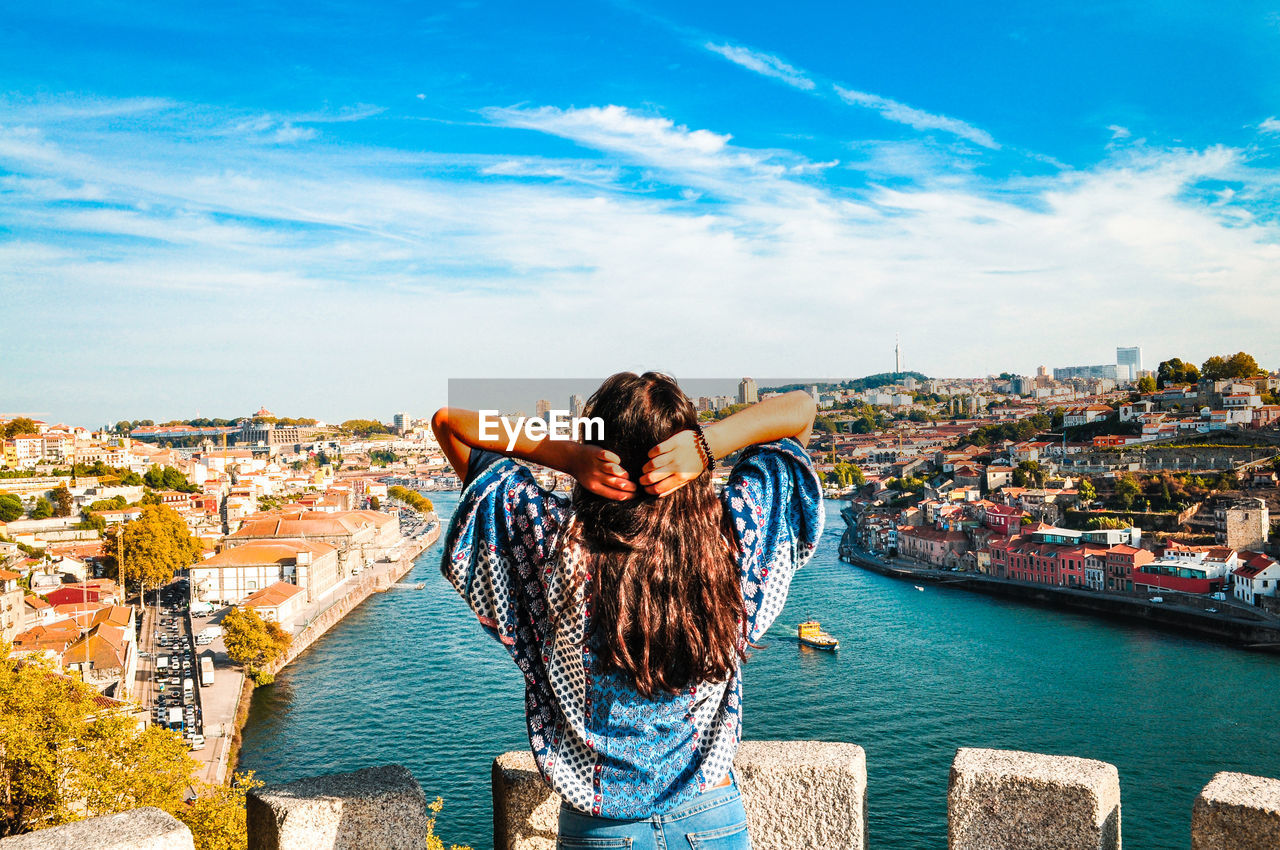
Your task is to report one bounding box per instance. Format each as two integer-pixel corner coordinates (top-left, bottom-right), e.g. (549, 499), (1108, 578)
(571, 372), (746, 697)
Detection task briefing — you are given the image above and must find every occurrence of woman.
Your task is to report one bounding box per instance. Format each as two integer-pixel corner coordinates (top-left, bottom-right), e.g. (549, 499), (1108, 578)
(433, 373), (822, 849)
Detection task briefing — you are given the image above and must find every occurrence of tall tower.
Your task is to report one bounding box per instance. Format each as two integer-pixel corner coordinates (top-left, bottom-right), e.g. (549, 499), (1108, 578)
(895, 335), (902, 375)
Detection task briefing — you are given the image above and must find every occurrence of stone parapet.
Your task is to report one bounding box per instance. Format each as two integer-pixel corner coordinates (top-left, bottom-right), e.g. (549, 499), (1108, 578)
(1192, 771), (1280, 850)
(492, 740), (867, 850)
(947, 747), (1121, 850)
(246, 764), (427, 850)
(0, 808), (193, 850)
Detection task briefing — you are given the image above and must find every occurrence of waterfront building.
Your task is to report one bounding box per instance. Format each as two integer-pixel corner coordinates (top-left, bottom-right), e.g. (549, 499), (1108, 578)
(1215, 497), (1269, 552)
(1232, 553), (1280, 606)
(227, 509), (401, 577)
(535, 399), (552, 418)
(738, 378), (758, 405)
(191, 539), (339, 606)
(241, 580), (307, 623)
(1106, 545), (1154, 592)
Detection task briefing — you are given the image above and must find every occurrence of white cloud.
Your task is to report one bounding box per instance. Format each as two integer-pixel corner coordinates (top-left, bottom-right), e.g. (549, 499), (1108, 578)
(703, 42), (816, 90)
(1108, 124), (1131, 139)
(2, 96), (1278, 424)
(834, 85), (1000, 149)
(1260, 116), (1280, 134)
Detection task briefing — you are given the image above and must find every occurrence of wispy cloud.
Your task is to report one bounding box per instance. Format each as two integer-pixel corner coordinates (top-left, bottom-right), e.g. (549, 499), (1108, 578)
(1260, 116), (1280, 134)
(3, 95), (1278, 422)
(703, 42), (815, 90)
(1108, 125), (1131, 139)
(834, 85), (999, 149)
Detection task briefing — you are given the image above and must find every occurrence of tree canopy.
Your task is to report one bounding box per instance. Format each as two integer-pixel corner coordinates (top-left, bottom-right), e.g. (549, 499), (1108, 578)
(222, 607), (292, 682)
(1201, 352), (1263, 382)
(28, 498), (52, 520)
(0, 495), (21, 523)
(1156, 358), (1199, 388)
(2, 419), (37, 439)
(142, 465), (198, 493)
(339, 419), (390, 437)
(387, 485), (434, 515)
(103, 504), (202, 591)
(822, 462), (866, 489)
(51, 486), (74, 518)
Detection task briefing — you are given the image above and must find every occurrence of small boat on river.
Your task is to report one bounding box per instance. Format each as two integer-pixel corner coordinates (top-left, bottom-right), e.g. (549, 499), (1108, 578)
(797, 620), (839, 651)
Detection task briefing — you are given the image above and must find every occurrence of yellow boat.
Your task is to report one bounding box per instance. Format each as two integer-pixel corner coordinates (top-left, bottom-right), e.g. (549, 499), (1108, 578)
(797, 620), (839, 651)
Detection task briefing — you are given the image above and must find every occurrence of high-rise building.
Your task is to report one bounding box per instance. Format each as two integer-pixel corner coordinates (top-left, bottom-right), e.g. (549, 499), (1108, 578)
(1053, 364), (1122, 382)
(535, 399), (553, 417)
(569, 394), (585, 417)
(393, 412), (409, 433)
(1116, 346), (1142, 382)
(737, 378), (758, 405)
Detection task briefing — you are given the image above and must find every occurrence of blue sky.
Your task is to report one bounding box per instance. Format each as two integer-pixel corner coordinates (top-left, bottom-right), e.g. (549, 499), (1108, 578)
(3, 0), (1279, 425)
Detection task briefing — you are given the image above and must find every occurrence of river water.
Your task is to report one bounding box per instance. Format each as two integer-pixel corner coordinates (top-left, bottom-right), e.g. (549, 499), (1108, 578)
(239, 493), (1280, 848)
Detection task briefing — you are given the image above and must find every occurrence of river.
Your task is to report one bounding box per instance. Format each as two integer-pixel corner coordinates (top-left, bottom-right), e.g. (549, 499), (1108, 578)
(238, 493), (1280, 848)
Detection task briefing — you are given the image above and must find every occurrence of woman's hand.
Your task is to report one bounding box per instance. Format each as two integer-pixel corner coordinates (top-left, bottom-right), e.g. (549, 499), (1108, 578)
(639, 430), (707, 497)
(569, 445), (637, 501)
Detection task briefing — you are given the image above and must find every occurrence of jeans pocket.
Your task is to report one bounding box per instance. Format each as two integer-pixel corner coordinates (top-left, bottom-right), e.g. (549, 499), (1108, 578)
(686, 821), (750, 849)
(556, 838), (633, 849)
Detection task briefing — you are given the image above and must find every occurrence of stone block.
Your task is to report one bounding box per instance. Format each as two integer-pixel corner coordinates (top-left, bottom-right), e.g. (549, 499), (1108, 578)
(247, 763), (427, 850)
(948, 747), (1121, 850)
(0, 807), (193, 850)
(492, 740), (867, 850)
(1192, 771), (1280, 850)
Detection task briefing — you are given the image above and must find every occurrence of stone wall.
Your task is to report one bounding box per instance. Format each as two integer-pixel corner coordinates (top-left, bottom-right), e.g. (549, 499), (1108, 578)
(6, 745), (1280, 849)
(264, 524), (438, 675)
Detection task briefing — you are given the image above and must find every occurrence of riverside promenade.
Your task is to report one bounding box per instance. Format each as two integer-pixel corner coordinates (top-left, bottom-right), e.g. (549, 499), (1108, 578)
(837, 538), (1280, 652)
(186, 515), (442, 786)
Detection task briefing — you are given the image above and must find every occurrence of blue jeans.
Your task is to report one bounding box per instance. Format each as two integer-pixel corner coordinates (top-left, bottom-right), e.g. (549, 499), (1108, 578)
(556, 779), (751, 849)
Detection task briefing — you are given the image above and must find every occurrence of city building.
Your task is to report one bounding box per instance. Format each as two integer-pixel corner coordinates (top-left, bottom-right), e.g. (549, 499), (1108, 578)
(240, 580), (307, 623)
(1053, 364), (1122, 382)
(0, 570), (24, 644)
(393, 412), (409, 433)
(1215, 498), (1269, 552)
(1116, 346), (1142, 382)
(738, 378), (758, 405)
(190, 539), (340, 605)
(1232, 554), (1280, 606)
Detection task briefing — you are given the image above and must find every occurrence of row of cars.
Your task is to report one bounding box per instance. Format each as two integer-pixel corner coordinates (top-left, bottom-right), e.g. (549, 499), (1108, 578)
(153, 582), (205, 751)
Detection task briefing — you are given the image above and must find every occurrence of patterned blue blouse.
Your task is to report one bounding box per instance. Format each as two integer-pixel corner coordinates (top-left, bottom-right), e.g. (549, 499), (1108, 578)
(441, 438), (823, 818)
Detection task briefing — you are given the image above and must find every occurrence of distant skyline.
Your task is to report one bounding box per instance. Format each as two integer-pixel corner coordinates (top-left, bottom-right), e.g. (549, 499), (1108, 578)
(3, 1), (1279, 425)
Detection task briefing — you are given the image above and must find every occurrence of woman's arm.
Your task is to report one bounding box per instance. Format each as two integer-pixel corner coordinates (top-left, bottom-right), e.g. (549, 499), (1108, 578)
(639, 390), (816, 496)
(431, 408), (636, 501)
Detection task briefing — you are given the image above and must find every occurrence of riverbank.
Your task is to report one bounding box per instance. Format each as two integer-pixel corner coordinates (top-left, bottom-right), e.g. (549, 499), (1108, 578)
(838, 544), (1280, 652)
(195, 519), (443, 783)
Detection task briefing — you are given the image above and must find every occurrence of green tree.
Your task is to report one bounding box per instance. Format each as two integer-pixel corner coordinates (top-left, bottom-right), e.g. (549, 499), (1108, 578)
(2, 418), (37, 440)
(51, 486), (74, 518)
(339, 419), (390, 438)
(28, 498), (52, 520)
(142, 465), (197, 493)
(181, 772), (262, 850)
(1156, 358), (1199, 388)
(1137, 376), (1157, 393)
(1114, 475), (1141, 511)
(102, 504), (201, 592)
(387, 486), (434, 515)
(1201, 352), (1261, 382)
(1077, 478), (1097, 503)
(221, 607), (292, 681)
(0, 652), (195, 835)
(369, 449), (397, 467)
(0, 495), (21, 523)
(369, 495), (381, 511)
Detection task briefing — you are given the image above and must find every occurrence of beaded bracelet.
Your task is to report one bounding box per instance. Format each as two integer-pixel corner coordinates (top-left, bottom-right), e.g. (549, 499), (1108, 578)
(693, 422), (715, 471)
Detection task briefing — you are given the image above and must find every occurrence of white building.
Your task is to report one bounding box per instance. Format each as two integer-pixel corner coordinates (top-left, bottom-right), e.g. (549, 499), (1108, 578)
(1233, 554), (1280, 606)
